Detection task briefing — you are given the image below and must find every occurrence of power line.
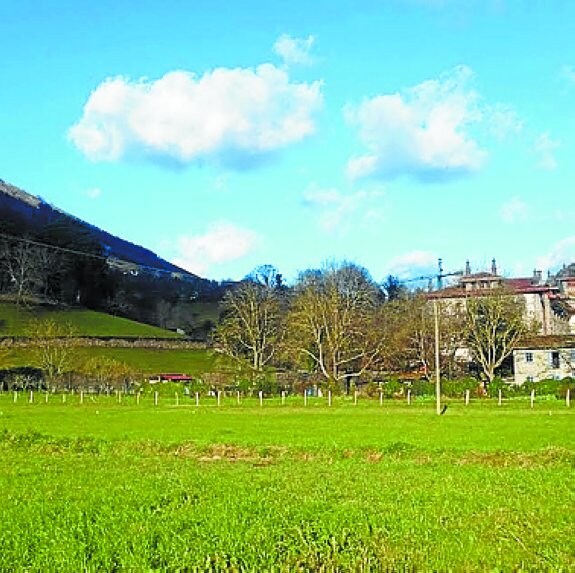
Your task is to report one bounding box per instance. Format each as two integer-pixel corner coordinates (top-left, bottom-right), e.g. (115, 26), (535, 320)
(0, 231), (200, 280)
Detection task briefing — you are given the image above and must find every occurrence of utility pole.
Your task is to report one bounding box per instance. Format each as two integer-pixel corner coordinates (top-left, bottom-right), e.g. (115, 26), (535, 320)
(434, 298), (441, 415)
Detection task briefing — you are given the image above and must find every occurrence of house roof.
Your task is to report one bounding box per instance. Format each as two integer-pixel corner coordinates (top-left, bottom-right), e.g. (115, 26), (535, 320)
(427, 275), (558, 299)
(459, 272), (499, 281)
(152, 373), (194, 381)
(515, 335), (575, 350)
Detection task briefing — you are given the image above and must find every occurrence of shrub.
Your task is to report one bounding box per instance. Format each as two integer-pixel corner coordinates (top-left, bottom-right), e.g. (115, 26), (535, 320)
(381, 378), (404, 399)
(0, 367), (44, 390)
(362, 381), (382, 398)
(486, 377), (514, 398)
(410, 379), (434, 397)
(441, 377), (482, 398)
(535, 378), (575, 399)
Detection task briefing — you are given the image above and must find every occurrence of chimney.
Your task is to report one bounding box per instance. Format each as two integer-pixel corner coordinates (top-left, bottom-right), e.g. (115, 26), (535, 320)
(491, 258), (497, 276)
(533, 269), (542, 284)
(465, 260), (471, 275)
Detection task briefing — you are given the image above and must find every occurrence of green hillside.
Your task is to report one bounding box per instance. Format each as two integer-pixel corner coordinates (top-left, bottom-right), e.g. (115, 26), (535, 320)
(0, 302), (182, 338)
(0, 302), (233, 376)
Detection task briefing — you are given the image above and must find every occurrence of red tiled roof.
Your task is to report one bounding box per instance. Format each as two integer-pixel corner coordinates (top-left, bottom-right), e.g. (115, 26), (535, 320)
(153, 373), (193, 381)
(427, 276), (558, 299)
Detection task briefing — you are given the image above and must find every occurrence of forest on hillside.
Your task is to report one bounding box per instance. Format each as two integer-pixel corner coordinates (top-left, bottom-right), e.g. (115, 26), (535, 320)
(0, 187), (227, 339)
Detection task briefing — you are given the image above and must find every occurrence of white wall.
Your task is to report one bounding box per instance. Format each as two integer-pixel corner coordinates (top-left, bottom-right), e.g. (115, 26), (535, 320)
(513, 348), (575, 384)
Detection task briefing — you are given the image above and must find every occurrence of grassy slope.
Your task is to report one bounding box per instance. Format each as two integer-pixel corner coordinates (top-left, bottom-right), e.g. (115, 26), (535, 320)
(0, 301), (228, 375)
(0, 302), (181, 338)
(0, 400), (573, 571)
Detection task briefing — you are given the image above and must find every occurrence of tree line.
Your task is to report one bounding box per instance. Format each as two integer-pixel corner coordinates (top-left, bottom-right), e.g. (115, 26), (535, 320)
(215, 262), (533, 389)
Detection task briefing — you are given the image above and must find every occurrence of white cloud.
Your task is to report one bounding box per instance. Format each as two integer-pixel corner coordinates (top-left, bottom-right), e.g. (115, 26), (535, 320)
(69, 65), (322, 168)
(172, 221), (259, 276)
(273, 34), (316, 67)
(302, 183), (384, 233)
(500, 197), (529, 223)
(345, 66), (486, 181)
(487, 104), (523, 139)
(386, 250), (437, 279)
(536, 237), (575, 273)
(533, 132), (560, 171)
(85, 187), (102, 199)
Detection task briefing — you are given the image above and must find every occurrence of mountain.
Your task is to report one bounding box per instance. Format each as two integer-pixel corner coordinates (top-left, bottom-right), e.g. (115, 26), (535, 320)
(0, 178), (191, 278)
(0, 178), (226, 337)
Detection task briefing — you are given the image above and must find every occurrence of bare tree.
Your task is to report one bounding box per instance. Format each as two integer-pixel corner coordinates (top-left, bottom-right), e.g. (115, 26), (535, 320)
(464, 292), (533, 384)
(285, 262), (384, 386)
(78, 356), (137, 391)
(0, 239), (41, 304)
(367, 294), (464, 381)
(246, 264), (285, 290)
(26, 318), (78, 389)
(215, 279), (283, 372)
(155, 299), (174, 329)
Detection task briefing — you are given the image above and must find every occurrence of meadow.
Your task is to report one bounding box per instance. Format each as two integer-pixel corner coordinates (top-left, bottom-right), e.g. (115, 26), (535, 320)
(1, 394), (573, 572)
(3, 346), (223, 376)
(0, 301), (182, 338)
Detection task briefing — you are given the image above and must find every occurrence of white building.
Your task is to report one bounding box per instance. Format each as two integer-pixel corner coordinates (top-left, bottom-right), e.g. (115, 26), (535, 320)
(427, 260), (575, 383)
(513, 336), (575, 384)
(429, 262), (570, 336)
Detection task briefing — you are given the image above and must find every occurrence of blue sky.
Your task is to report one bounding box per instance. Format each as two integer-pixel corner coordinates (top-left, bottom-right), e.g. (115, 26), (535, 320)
(1, 0), (574, 283)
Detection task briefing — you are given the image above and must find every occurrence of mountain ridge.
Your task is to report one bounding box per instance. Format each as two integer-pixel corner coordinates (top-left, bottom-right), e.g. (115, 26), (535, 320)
(0, 178), (197, 279)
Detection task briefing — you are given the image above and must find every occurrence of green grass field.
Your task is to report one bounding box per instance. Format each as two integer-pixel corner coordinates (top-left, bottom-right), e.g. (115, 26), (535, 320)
(0, 396), (573, 571)
(0, 302), (181, 338)
(3, 346), (224, 376)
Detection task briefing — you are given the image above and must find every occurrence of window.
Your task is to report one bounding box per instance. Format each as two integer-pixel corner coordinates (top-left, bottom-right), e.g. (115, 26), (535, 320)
(525, 352), (533, 363)
(526, 376), (534, 383)
(550, 351), (560, 369)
